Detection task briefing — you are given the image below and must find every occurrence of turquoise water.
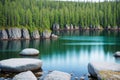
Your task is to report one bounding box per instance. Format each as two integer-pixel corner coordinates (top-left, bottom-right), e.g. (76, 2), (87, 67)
(0, 30), (120, 79)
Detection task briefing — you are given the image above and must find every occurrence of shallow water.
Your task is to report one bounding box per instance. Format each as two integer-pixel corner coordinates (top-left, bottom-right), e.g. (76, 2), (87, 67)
(0, 30), (120, 80)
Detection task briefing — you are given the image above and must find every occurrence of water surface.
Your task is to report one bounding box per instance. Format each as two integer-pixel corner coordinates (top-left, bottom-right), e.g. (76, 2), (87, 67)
(0, 30), (120, 80)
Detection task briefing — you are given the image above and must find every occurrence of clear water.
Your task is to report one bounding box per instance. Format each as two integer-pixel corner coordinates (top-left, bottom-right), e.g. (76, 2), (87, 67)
(0, 30), (120, 80)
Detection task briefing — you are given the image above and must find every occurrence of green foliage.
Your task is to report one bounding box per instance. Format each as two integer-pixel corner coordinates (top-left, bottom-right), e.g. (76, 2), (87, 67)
(0, 0), (120, 29)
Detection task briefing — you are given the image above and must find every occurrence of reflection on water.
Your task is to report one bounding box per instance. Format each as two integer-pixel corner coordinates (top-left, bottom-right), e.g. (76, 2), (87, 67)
(0, 30), (120, 80)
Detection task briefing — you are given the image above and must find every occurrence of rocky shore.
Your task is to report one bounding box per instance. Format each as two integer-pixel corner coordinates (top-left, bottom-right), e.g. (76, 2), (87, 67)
(0, 28), (58, 40)
(52, 23), (120, 31)
(0, 25), (120, 40)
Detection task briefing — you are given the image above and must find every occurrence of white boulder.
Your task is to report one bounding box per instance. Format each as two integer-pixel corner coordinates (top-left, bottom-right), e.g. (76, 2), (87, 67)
(44, 70), (71, 80)
(0, 58), (42, 72)
(20, 48), (39, 56)
(13, 71), (37, 80)
(51, 34), (58, 38)
(114, 51), (120, 57)
(88, 62), (120, 80)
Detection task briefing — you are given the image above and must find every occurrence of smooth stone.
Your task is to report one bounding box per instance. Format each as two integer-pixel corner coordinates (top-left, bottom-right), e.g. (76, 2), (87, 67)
(51, 34), (58, 38)
(0, 58), (42, 72)
(12, 71), (37, 80)
(44, 70), (71, 80)
(114, 51), (120, 57)
(20, 48), (39, 56)
(88, 62), (120, 80)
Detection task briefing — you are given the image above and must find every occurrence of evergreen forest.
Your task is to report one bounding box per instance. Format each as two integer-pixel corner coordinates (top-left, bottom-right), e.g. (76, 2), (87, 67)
(0, 0), (120, 30)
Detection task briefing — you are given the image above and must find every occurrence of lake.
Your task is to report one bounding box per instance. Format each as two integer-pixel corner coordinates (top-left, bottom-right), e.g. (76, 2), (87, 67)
(0, 30), (120, 80)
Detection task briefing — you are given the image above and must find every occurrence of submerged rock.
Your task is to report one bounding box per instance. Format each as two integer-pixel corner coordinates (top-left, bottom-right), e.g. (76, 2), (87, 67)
(88, 62), (120, 80)
(13, 71), (37, 80)
(44, 70), (71, 80)
(21, 28), (30, 39)
(20, 48), (39, 56)
(0, 58), (42, 72)
(0, 29), (8, 40)
(114, 51), (120, 57)
(30, 30), (40, 39)
(7, 28), (21, 40)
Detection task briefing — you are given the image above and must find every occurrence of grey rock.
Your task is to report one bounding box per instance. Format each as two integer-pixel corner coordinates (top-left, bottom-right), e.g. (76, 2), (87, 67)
(31, 30), (40, 39)
(44, 70), (71, 80)
(7, 28), (21, 40)
(0, 58), (42, 72)
(88, 62), (120, 80)
(65, 24), (70, 30)
(70, 24), (74, 30)
(114, 51), (120, 57)
(74, 26), (79, 30)
(13, 71), (37, 80)
(53, 24), (60, 30)
(42, 30), (51, 39)
(51, 34), (58, 38)
(20, 48), (39, 56)
(21, 28), (30, 39)
(0, 29), (8, 40)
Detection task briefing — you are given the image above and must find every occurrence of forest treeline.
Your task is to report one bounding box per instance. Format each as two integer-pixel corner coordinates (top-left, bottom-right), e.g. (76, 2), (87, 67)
(0, 0), (120, 30)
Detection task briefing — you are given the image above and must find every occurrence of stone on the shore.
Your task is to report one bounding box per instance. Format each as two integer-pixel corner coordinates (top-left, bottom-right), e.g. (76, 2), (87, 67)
(0, 58), (42, 72)
(21, 28), (30, 39)
(13, 71), (37, 80)
(74, 26), (79, 30)
(88, 62), (120, 80)
(44, 70), (71, 80)
(51, 34), (58, 38)
(0, 29), (8, 40)
(114, 51), (120, 57)
(20, 48), (39, 56)
(42, 30), (51, 39)
(30, 30), (40, 39)
(70, 24), (74, 30)
(7, 28), (21, 40)
(53, 24), (60, 30)
(65, 24), (70, 30)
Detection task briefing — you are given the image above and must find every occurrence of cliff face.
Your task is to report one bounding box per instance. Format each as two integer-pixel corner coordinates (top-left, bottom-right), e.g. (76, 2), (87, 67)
(0, 29), (8, 40)
(0, 28), (52, 40)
